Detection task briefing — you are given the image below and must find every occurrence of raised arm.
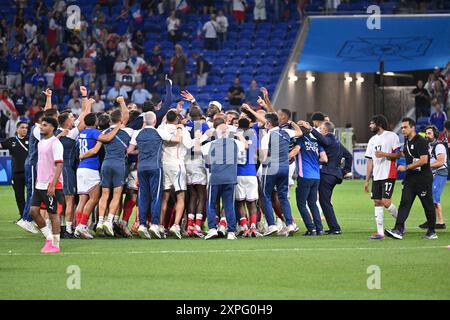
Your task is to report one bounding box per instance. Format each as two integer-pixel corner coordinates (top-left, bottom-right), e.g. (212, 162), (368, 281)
(242, 103), (266, 124)
(97, 124), (123, 143)
(116, 96), (130, 125)
(155, 75), (173, 123)
(260, 87), (275, 112)
(77, 87), (92, 131)
(43, 88), (52, 110)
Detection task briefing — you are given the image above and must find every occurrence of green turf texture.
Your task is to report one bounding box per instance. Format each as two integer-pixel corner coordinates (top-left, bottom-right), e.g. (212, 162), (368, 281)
(0, 181), (449, 300)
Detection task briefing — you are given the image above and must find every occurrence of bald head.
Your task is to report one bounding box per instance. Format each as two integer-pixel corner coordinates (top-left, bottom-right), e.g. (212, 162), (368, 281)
(216, 123), (229, 138)
(144, 111), (156, 127)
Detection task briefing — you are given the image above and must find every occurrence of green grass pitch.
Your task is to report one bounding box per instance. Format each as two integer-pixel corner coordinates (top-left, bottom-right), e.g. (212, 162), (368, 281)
(0, 181), (449, 300)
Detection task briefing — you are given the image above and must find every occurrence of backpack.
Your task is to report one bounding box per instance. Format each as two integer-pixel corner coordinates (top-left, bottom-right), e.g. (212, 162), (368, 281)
(430, 141), (450, 175)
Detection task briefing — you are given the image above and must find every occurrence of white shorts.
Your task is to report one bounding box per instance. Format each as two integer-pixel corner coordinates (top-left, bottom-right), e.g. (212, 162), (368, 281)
(289, 161), (296, 187)
(127, 169), (138, 191)
(235, 176), (259, 201)
(163, 164), (187, 192)
(77, 168), (100, 194)
(186, 162), (207, 185)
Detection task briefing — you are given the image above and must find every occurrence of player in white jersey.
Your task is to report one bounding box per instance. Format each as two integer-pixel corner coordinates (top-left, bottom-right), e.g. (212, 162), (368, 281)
(364, 115), (402, 239)
(159, 109), (193, 239)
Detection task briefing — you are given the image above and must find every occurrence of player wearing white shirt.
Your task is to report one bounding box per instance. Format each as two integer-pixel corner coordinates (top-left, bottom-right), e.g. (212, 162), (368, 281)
(364, 115), (401, 239)
(159, 110), (193, 239)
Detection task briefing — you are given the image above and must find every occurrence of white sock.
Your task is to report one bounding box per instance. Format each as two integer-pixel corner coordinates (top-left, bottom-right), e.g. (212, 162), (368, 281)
(375, 206), (384, 236)
(41, 226), (52, 240)
(45, 219), (51, 227)
(107, 214), (114, 223)
(66, 222), (73, 233)
(52, 234), (60, 248)
(113, 215), (119, 223)
(98, 216), (104, 225)
(387, 204), (398, 218)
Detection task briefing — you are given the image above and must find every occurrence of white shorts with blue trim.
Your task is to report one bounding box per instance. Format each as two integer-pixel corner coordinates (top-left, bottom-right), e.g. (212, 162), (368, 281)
(235, 176), (259, 201)
(163, 164), (187, 192)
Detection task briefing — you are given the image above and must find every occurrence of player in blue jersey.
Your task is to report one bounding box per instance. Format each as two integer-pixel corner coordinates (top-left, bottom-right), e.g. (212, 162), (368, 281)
(96, 96), (132, 237)
(54, 86), (91, 237)
(184, 106), (210, 237)
(73, 112), (123, 239)
(291, 126), (328, 236)
(235, 117), (261, 237)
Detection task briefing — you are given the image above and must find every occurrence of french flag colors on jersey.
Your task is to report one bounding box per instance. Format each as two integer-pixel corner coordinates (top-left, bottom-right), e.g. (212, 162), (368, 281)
(237, 128), (258, 177)
(365, 130), (402, 181)
(295, 134), (324, 180)
(77, 128), (101, 170)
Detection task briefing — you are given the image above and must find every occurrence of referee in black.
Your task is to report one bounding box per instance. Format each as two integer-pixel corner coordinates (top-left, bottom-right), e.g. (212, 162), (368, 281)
(0, 121), (29, 221)
(385, 117), (437, 240)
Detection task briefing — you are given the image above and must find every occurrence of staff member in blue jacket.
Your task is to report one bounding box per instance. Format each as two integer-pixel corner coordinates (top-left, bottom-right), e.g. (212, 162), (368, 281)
(300, 120), (353, 235)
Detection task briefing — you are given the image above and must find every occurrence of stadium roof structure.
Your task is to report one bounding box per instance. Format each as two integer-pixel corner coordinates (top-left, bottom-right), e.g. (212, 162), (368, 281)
(296, 14), (450, 72)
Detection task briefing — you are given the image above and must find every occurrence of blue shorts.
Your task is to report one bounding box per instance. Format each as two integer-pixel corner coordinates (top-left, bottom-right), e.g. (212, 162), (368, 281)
(432, 174), (447, 204)
(101, 161), (127, 189)
(63, 165), (77, 196)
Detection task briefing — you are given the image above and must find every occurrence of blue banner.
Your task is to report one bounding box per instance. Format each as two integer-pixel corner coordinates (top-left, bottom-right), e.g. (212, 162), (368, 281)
(0, 157), (12, 185)
(297, 15), (450, 72)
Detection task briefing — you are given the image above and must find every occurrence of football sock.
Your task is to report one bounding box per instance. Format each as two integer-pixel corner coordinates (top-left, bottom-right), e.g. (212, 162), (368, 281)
(98, 216), (104, 225)
(387, 204), (398, 218)
(187, 214), (194, 229)
(52, 234), (60, 248)
(122, 199), (136, 222)
(375, 206), (384, 236)
(41, 226), (52, 240)
(195, 214), (203, 228)
(80, 213), (90, 227)
(107, 214), (114, 223)
(66, 221), (73, 234)
(75, 212), (83, 226)
(240, 217), (248, 226)
(250, 214), (257, 227)
(113, 215), (119, 223)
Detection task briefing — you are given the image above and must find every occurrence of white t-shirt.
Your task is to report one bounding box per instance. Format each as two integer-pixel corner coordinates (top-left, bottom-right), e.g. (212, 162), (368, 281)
(216, 15), (229, 33)
(365, 130), (401, 181)
(24, 24), (37, 43)
(159, 123), (193, 166)
(63, 57), (78, 77)
(429, 142), (448, 172)
(91, 100), (105, 113)
(167, 17), (180, 32)
(203, 21), (218, 39)
(233, 0), (246, 11)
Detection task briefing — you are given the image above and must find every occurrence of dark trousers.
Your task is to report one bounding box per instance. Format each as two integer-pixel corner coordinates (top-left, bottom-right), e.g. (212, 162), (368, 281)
(137, 168), (163, 226)
(319, 173), (341, 232)
(22, 163), (36, 222)
(395, 179), (436, 233)
(207, 183), (237, 232)
(204, 37), (218, 50)
(12, 172), (26, 219)
(261, 166), (293, 226)
(296, 177), (323, 232)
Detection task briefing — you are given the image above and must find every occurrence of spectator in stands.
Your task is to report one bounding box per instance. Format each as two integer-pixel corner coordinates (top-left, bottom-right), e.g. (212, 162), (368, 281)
(193, 53), (211, 87)
(245, 80), (260, 107)
(117, 34), (132, 62)
(426, 72), (447, 107)
(71, 99), (82, 117)
(24, 18), (38, 46)
(227, 77), (245, 110)
(107, 81), (129, 103)
(95, 47), (108, 94)
(121, 66), (135, 94)
(412, 80), (431, 119)
(128, 48), (146, 83)
(203, 14), (219, 51)
(5, 112), (20, 138)
(30, 67), (47, 95)
(149, 44), (165, 78)
(132, 82), (153, 106)
(114, 56), (128, 82)
(63, 50), (79, 89)
(91, 94), (106, 113)
(233, 0), (248, 24)
(254, 0), (267, 22)
(67, 89), (81, 111)
(171, 44), (188, 90)
(6, 47), (25, 89)
(142, 65), (162, 94)
(167, 10), (181, 44)
(0, 90), (18, 135)
(216, 10), (229, 47)
(12, 86), (27, 116)
(430, 99), (447, 132)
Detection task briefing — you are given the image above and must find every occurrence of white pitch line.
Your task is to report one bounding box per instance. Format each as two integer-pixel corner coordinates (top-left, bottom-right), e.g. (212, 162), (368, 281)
(1, 246), (448, 256)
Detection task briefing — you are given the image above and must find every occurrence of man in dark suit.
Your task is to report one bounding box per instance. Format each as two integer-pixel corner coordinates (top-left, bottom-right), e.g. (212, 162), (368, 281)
(299, 120), (353, 234)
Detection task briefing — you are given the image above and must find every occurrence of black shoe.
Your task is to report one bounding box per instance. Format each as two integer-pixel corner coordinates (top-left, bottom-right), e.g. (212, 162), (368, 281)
(303, 230), (317, 236)
(316, 230), (325, 236)
(113, 223), (123, 238)
(385, 229), (403, 240)
(325, 229), (342, 235)
(418, 222), (428, 229)
(423, 231), (438, 240)
(61, 230), (75, 239)
(435, 223), (446, 230)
